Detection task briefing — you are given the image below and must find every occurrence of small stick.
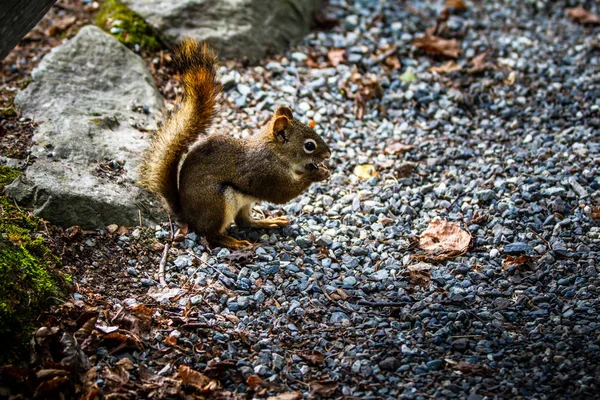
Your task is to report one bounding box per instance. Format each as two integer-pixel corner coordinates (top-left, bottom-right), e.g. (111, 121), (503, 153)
(158, 215), (175, 286)
(158, 241), (170, 287)
(369, 45), (399, 67)
(528, 227), (551, 250)
(318, 281), (354, 313)
(138, 209), (143, 227)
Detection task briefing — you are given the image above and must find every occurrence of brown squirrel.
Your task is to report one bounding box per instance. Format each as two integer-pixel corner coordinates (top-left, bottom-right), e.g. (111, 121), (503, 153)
(140, 39), (331, 249)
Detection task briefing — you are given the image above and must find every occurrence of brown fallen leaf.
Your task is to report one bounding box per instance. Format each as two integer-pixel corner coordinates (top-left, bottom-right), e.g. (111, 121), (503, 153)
(504, 71), (517, 85)
(164, 335), (178, 346)
(385, 142), (415, 155)
(413, 32), (461, 58)
(414, 217), (471, 261)
(566, 6), (600, 25)
(46, 16), (77, 37)
(429, 60), (462, 74)
(590, 205), (600, 220)
(102, 364), (129, 385)
(178, 365), (219, 393)
(296, 350), (325, 365)
(468, 52), (495, 73)
(407, 262), (433, 285)
(327, 49), (347, 66)
(246, 375), (263, 388)
(267, 393), (302, 400)
(336, 287), (350, 300)
(309, 380), (339, 397)
(445, 0), (467, 10)
(395, 162), (418, 178)
(503, 255), (533, 272)
(353, 164), (378, 180)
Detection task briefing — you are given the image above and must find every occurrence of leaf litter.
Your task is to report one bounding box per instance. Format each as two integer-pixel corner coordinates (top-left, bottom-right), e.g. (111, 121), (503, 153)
(413, 217), (472, 261)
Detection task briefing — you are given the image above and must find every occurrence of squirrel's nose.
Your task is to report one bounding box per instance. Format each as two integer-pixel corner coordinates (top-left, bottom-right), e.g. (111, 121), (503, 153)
(324, 150), (331, 159)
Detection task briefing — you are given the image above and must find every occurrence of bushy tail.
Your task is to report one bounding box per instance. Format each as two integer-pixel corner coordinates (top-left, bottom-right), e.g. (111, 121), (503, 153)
(140, 39), (221, 218)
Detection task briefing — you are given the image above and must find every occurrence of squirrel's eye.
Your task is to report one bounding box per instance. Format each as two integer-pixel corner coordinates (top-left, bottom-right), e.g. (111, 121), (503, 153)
(304, 139), (317, 153)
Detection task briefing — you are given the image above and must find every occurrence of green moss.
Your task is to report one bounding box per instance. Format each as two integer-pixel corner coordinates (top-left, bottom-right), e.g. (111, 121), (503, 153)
(0, 107), (17, 119)
(95, 0), (162, 51)
(0, 167), (69, 363)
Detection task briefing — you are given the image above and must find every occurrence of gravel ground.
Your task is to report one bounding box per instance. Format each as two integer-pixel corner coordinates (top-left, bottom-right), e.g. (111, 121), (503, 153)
(5, 0), (600, 399)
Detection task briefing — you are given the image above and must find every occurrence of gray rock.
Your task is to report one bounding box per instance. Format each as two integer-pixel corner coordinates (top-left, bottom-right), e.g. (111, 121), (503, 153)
(122, 0), (322, 60)
(5, 26), (165, 228)
(503, 242), (531, 255)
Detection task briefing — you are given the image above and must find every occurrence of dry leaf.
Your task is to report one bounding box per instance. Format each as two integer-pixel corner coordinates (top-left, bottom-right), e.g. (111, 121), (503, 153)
(504, 71), (516, 85)
(395, 162), (417, 178)
(385, 142), (415, 155)
(413, 33), (461, 58)
(296, 350), (325, 365)
(503, 255), (533, 272)
(267, 393), (302, 400)
(335, 288), (350, 300)
(429, 60), (462, 74)
(327, 49), (347, 66)
(103, 364), (129, 384)
(246, 375), (263, 387)
(415, 217), (471, 261)
(178, 365), (219, 393)
(46, 16), (77, 37)
(468, 52), (495, 73)
(590, 205), (600, 220)
(309, 380), (339, 397)
(566, 6), (600, 25)
(445, 0), (467, 10)
(164, 336), (178, 346)
(353, 164), (378, 180)
(407, 262), (433, 285)
(385, 55), (401, 70)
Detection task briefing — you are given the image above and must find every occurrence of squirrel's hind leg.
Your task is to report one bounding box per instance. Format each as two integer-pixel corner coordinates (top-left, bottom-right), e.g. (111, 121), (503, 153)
(235, 204), (290, 229)
(186, 185), (254, 250)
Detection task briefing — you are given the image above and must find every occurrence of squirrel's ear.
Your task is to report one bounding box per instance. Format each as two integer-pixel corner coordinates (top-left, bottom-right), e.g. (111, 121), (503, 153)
(274, 106), (293, 120)
(273, 116), (290, 143)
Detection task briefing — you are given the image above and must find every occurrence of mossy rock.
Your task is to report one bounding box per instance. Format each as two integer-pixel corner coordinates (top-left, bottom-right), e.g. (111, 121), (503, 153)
(0, 167), (70, 363)
(95, 0), (162, 51)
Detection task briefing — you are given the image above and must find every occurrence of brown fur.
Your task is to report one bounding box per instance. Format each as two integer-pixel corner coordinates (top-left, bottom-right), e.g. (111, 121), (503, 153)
(140, 39), (221, 217)
(140, 39), (331, 249)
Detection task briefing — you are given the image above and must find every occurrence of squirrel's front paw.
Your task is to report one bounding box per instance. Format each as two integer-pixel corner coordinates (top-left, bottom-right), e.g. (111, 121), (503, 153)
(306, 162), (330, 181)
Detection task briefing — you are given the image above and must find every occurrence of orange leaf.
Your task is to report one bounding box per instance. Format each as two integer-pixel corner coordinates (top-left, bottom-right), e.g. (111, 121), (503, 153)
(445, 0), (467, 10)
(413, 33), (461, 58)
(566, 6), (600, 25)
(246, 375), (263, 387)
(164, 336), (177, 346)
(309, 120), (316, 129)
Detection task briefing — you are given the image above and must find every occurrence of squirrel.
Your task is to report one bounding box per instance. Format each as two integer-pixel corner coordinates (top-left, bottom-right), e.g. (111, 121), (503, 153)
(140, 39), (331, 249)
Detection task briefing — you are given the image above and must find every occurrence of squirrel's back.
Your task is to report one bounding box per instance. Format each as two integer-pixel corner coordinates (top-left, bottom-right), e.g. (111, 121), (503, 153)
(140, 39), (221, 217)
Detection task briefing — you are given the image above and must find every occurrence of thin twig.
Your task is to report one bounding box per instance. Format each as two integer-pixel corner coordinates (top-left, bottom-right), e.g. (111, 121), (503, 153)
(368, 45), (399, 67)
(158, 241), (170, 287)
(317, 281), (354, 313)
(528, 227), (551, 250)
(158, 215), (175, 287)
